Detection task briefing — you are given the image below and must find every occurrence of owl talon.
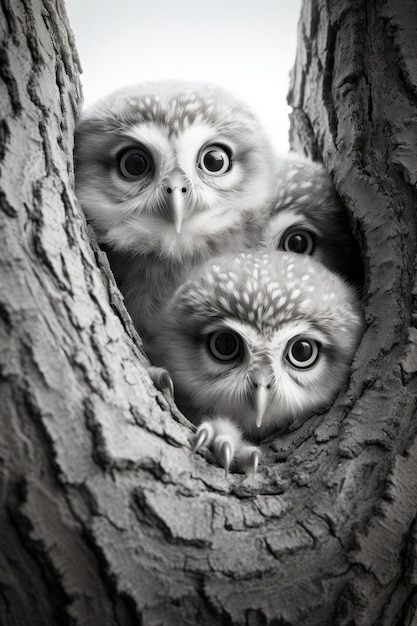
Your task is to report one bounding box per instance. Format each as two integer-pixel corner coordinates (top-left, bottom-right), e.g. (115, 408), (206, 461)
(220, 440), (232, 475)
(191, 419), (263, 475)
(148, 366), (174, 396)
(250, 449), (260, 474)
(159, 371), (174, 396)
(235, 444), (261, 474)
(193, 424), (213, 453)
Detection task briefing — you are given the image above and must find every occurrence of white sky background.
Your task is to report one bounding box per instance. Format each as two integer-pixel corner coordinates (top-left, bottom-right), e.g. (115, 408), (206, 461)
(65, 0), (302, 154)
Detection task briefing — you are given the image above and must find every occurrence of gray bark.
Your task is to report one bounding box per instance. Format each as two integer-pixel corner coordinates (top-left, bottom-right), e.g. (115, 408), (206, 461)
(0, 1), (417, 625)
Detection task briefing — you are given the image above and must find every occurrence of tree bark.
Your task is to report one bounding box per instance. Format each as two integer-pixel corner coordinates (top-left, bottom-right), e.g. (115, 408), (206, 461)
(1, 1), (417, 625)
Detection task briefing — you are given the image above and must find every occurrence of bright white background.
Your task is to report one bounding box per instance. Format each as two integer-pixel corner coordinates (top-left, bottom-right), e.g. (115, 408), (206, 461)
(65, 1), (302, 153)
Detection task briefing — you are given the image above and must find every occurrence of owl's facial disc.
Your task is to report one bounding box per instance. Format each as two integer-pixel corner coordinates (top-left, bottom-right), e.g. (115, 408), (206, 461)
(206, 331), (273, 429)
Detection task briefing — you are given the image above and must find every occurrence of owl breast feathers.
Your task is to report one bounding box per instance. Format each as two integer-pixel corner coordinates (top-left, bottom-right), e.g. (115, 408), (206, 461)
(149, 251), (363, 443)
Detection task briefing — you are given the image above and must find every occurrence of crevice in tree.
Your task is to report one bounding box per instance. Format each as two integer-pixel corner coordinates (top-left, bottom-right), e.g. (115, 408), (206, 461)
(321, 15), (338, 146)
(20, 381), (69, 478)
(399, 588), (417, 626)
(0, 119), (10, 163)
(74, 507), (144, 626)
(0, 188), (17, 218)
(0, 0), (19, 47)
(8, 482), (74, 626)
(0, 48), (22, 116)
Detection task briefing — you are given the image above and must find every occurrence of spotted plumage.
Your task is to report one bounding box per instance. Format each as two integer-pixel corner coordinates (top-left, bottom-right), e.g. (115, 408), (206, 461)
(74, 80), (275, 342)
(149, 251), (364, 472)
(262, 155), (363, 285)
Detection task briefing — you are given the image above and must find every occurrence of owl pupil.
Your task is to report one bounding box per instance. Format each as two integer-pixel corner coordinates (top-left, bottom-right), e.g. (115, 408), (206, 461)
(288, 234), (308, 253)
(208, 330), (241, 362)
(215, 332), (237, 355)
(125, 153), (148, 176)
(291, 340), (313, 362)
(203, 151), (225, 172)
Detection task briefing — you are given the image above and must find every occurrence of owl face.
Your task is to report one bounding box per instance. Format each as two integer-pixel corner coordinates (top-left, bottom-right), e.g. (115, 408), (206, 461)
(261, 156), (363, 284)
(152, 251), (363, 440)
(74, 81), (275, 261)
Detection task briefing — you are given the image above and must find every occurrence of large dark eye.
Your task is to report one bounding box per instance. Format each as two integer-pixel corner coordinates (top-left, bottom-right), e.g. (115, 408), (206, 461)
(118, 146), (153, 180)
(286, 338), (320, 369)
(208, 330), (242, 362)
(281, 229), (315, 255)
(198, 144), (232, 176)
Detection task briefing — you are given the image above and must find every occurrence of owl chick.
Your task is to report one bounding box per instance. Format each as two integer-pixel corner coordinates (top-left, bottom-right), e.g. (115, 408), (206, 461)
(262, 155), (363, 285)
(148, 251), (363, 472)
(74, 80), (275, 342)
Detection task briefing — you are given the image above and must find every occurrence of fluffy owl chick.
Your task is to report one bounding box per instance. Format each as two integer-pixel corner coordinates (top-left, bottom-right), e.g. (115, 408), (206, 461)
(74, 80), (275, 340)
(149, 251), (363, 473)
(262, 155), (363, 285)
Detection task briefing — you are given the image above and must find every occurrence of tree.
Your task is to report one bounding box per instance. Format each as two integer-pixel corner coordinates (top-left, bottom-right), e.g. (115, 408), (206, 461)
(1, 0), (417, 624)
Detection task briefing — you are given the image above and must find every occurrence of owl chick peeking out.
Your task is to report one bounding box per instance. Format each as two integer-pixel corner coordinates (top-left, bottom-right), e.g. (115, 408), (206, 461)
(74, 80), (276, 341)
(149, 251), (363, 473)
(262, 155), (363, 285)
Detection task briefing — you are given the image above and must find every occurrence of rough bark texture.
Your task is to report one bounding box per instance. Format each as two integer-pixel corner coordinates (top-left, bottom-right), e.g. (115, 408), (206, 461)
(1, 0), (417, 625)
(288, 1), (417, 624)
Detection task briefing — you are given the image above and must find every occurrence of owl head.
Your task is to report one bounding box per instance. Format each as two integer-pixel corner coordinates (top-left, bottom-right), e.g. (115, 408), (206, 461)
(151, 251), (363, 440)
(262, 156), (363, 284)
(74, 80), (275, 262)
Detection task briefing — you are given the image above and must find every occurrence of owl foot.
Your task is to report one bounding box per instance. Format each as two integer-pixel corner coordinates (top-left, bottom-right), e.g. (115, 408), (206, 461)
(193, 417), (260, 475)
(237, 448), (260, 474)
(148, 366), (174, 396)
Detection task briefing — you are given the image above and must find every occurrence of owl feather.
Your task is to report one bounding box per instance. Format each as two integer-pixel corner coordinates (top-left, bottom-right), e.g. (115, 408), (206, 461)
(149, 251), (364, 472)
(74, 80), (276, 340)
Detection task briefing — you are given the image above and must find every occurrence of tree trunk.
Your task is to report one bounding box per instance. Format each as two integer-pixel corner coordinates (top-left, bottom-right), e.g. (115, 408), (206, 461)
(1, 1), (417, 625)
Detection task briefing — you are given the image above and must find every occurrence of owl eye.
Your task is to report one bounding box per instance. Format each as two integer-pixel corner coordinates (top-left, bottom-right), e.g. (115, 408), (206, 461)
(286, 337), (320, 369)
(118, 146), (153, 180)
(208, 330), (242, 362)
(281, 229), (315, 255)
(198, 144), (232, 176)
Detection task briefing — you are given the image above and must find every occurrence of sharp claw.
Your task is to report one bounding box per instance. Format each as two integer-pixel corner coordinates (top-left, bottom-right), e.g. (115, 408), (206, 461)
(149, 367), (174, 396)
(220, 441), (232, 476)
(159, 371), (174, 396)
(193, 427), (210, 453)
(250, 450), (260, 474)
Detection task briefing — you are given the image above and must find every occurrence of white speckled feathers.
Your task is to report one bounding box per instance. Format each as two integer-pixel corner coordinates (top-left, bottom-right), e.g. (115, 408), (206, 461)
(75, 80), (275, 258)
(74, 80), (276, 338)
(263, 154), (362, 283)
(167, 251), (361, 339)
(150, 251), (363, 441)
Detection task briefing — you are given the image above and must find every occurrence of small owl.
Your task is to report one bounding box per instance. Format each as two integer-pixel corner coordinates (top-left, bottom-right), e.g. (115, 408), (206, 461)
(74, 80), (275, 341)
(149, 251), (363, 472)
(262, 155), (363, 285)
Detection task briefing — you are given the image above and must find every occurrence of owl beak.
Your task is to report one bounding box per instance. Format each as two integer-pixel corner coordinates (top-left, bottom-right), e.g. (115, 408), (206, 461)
(254, 384), (269, 428)
(165, 185), (187, 234)
(169, 188), (185, 233)
(253, 373), (273, 428)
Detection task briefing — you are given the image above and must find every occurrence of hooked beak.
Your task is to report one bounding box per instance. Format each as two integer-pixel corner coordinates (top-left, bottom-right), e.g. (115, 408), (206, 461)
(252, 370), (274, 428)
(254, 384), (269, 428)
(164, 173), (188, 234)
(166, 187), (185, 234)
